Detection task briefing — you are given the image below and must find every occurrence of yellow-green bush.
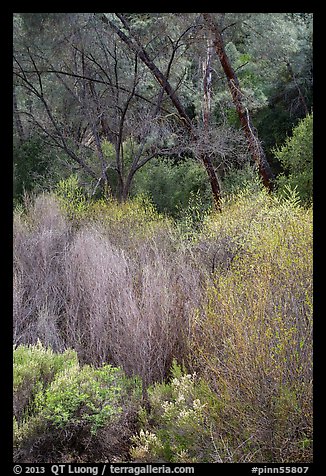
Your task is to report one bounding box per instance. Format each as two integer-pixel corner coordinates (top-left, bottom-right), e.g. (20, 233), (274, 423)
(84, 194), (170, 238)
(54, 177), (175, 247)
(189, 189), (313, 462)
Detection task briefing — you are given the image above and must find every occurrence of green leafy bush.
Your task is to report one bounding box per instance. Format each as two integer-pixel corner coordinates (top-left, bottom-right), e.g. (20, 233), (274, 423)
(13, 343), (142, 462)
(14, 342), (77, 425)
(35, 363), (124, 434)
(132, 158), (211, 218)
(274, 112), (313, 203)
(130, 361), (218, 463)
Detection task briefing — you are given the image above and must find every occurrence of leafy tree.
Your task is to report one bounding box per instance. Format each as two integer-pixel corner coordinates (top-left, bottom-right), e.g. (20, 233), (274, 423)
(13, 12), (313, 209)
(13, 136), (56, 200)
(274, 113), (313, 203)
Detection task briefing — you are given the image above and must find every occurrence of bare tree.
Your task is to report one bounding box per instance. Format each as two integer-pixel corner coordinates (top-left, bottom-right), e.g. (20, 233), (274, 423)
(13, 16), (186, 201)
(100, 13), (223, 210)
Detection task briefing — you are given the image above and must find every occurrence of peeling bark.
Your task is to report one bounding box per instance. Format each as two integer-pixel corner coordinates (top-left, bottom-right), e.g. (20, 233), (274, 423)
(202, 13), (274, 191)
(202, 38), (214, 128)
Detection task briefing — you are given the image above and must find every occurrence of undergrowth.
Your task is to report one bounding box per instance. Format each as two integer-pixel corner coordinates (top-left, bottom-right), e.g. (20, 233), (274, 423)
(13, 185), (313, 463)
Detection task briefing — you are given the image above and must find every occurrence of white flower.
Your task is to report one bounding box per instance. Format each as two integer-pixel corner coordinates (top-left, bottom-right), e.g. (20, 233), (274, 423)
(192, 399), (201, 409)
(176, 393), (185, 403)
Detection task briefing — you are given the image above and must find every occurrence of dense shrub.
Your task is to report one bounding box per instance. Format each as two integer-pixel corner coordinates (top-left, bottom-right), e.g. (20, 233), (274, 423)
(274, 112), (313, 203)
(13, 193), (204, 385)
(13, 188), (313, 463)
(14, 343), (142, 463)
(132, 157), (211, 217)
(14, 342), (77, 425)
(189, 189), (313, 462)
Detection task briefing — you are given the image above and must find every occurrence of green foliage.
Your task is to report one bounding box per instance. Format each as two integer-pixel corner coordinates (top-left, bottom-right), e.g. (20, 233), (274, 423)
(132, 158), (211, 218)
(221, 163), (264, 196)
(54, 174), (88, 220)
(13, 343), (78, 445)
(253, 103), (301, 172)
(274, 113), (313, 203)
(14, 343), (142, 451)
(130, 361), (217, 463)
(223, 41), (268, 112)
(34, 364), (124, 435)
(13, 137), (50, 200)
(14, 341), (76, 394)
(13, 136), (70, 202)
(191, 189), (313, 462)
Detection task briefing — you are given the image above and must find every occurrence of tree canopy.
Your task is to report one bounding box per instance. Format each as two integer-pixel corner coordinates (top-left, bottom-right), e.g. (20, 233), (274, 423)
(13, 12), (313, 209)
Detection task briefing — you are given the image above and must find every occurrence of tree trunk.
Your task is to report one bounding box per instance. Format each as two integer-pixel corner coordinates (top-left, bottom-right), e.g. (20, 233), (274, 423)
(202, 38), (214, 128)
(100, 13), (222, 211)
(13, 87), (25, 144)
(201, 37), (222, 208)
(202, 13), (275, 192)
(285, 60), (309, 116)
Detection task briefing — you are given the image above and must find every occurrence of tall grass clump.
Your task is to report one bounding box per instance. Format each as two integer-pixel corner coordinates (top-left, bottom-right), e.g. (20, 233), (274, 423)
(189, 188), (313, 462)
(13, 193), (72, 350)
(13, 192), (204, 386)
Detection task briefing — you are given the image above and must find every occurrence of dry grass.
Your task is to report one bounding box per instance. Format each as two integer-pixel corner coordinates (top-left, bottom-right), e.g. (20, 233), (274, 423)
(13, 194), (204, 385)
